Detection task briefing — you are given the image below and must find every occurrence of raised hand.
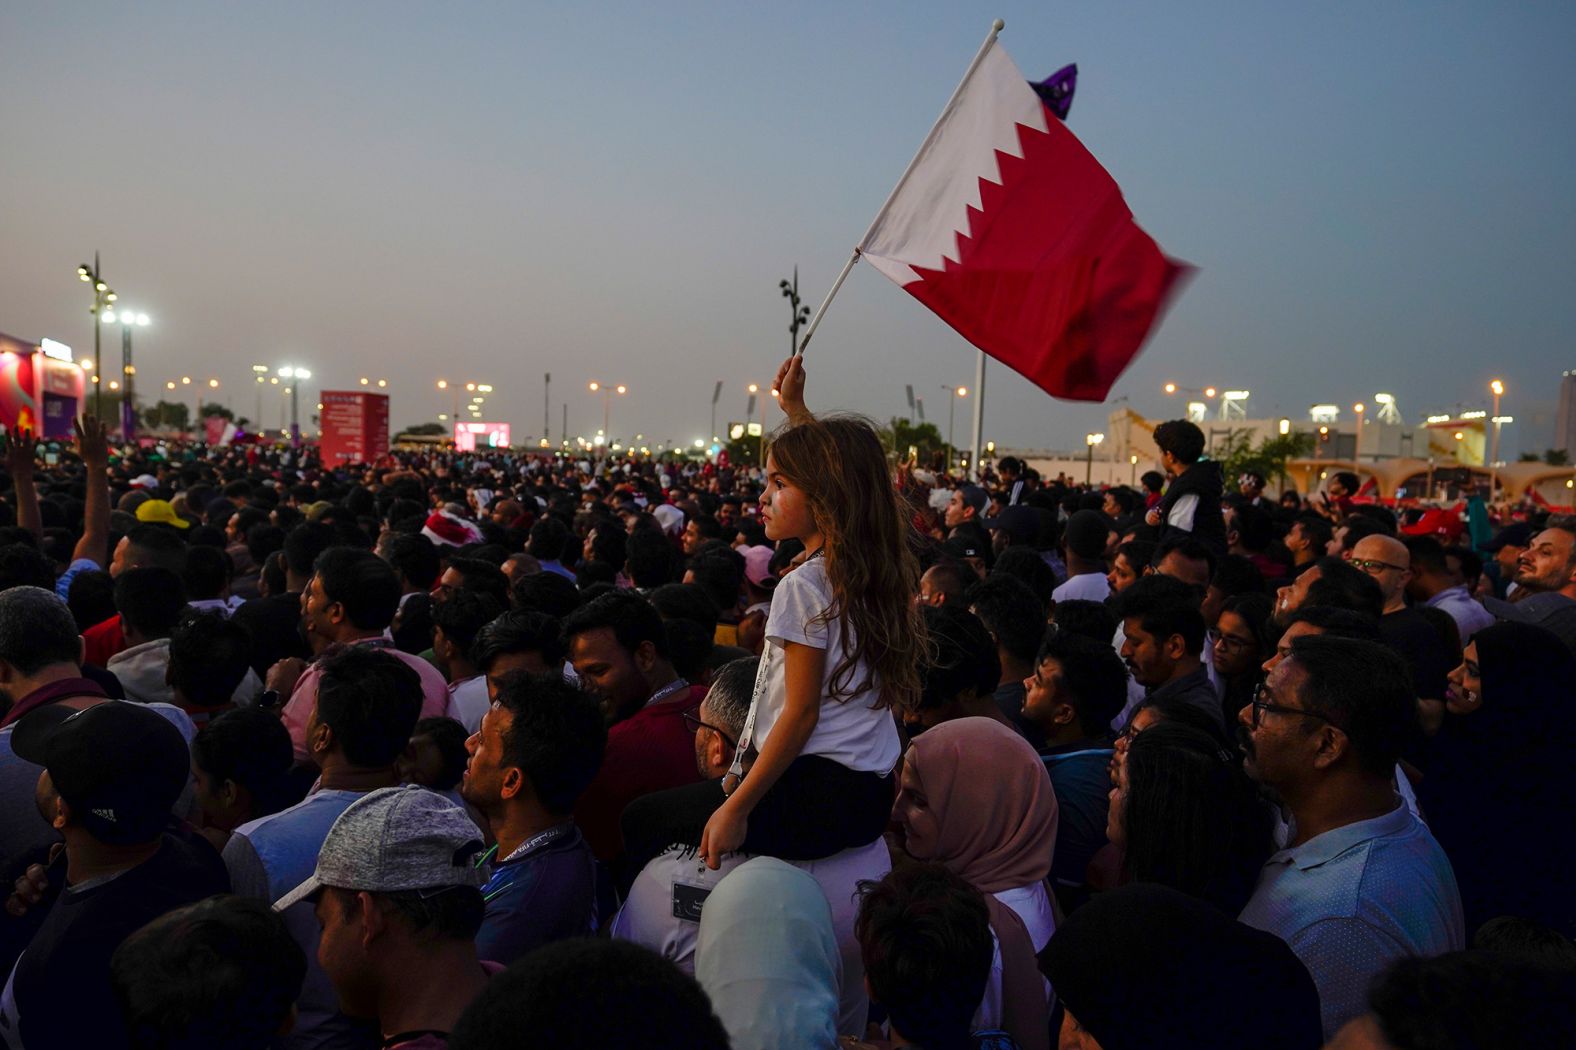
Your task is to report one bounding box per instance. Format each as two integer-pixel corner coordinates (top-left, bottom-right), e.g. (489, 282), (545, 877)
(772, 356), (812, 425)
(3, 427), (36, 478)
(73, 415), (110, 468)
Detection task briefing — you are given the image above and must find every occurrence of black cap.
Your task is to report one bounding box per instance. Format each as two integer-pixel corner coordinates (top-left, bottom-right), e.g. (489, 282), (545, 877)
(981, 505), (1041, 544)
(13, 702), (188, 845)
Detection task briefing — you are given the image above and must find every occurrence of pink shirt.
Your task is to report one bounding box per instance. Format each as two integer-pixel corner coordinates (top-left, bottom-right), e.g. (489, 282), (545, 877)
(281, 639), (452, 762)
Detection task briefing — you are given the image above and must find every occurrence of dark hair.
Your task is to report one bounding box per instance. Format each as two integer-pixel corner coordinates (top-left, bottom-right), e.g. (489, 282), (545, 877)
(1210, 554), (1265, 599)
(1049, 599), (1118, 646)
(1227, 502), (1275, 553)
(433, 589), (508, 660)
(1152, 420), (1205, 465)
(1114, 539), (1158, 576)
(1037, 630), (1127, 736)
(1218, 593), (1277, 657)
(443, 557), (509, 604)
(1290, 513), (1333, 553)
(1154, 534), (1218, 581)
(1282, 604), (1379, 640)
(1128, 692), (1233, 748)
(1331, 471), (1361, 495)
(685, 542), (745, 616)
(111, 895), (307, 1050)
(1367, 950), (1576, 1049)
(450, 938), (730, 1050)
(856, 864), (993, 1050)
(1286, 634), (1416, 775)
(66, 568), (117, 633)
(916, 606), (1000, 713)
(526, 516), (570, 561)
(259, 550), (288, 597)
(314, 647), (425, 768)
(383, 533), (440, 592)
(647, 583), (720, 630)
(181, 545), (233, 601)
(473, 610), (565, 673)
(169, 612), (253, 708)
(122, 525), (189, 574)
(688, 515), (724, 542)
(1304, 556), (1385, 618)
(510, 570), (582, 619)
(1140, 470), (1166, 494)
(561, 590), (667, 660)
(282, 522), (334, 577)
(1405, 535), (1450, 578)
(493, 672), (607, 814)
(626, 528), (680, 589)
(990, 547), (1057, 609)
(1116, 574), (1206, 654)
(408, 717), (471, 792)
(965, 575), (1046, 663)
(313, 547), (401, 631)
(920, 560), (973, 607)
(1122, 721), (1273, 914)
(1336, 515), (1391, 551)
(115, 567), (188, 640)
(0, 544), (56, 592)
(1471, 916), (1576, 964)
(191, 707), (296, 819)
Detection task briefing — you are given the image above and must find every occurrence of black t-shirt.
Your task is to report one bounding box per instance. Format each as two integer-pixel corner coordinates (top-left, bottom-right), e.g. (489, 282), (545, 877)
(1, 831), (230, 1050)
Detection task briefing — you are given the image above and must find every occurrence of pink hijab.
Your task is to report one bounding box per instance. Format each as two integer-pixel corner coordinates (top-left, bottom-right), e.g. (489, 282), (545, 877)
(897, 717), (1057, 1050)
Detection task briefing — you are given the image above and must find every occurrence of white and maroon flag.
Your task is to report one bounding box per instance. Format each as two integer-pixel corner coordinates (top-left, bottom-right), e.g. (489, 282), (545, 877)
(858, 35), (1191, 402)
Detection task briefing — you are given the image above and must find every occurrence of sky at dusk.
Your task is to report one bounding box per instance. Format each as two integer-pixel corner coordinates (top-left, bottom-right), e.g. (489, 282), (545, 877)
(2, 2), (1573, 455)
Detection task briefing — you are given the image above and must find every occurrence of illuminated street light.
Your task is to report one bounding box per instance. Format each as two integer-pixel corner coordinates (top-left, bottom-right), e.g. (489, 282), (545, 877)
(942, 385), (969, 471)
(77, 256), (115, 417)
(1084, 432), (1105, 486)
(588, 381), (628, 439)
(275, 366), (313, 447)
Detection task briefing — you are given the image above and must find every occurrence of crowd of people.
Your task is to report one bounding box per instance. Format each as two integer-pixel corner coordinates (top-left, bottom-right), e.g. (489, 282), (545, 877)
(0, 356), (1572, 1050)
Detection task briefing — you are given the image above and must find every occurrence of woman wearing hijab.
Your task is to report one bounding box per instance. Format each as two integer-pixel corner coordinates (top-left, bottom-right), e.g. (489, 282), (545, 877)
(1040, 883), (1322, 1050)
(695, 857), (842, 1050)
(1427, 621), (1576, 938)
(893, 717), (1055, 1050)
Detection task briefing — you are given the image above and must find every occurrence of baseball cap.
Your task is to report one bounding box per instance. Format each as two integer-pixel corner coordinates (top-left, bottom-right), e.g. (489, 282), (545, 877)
(135, 499), (190, 530)
(1400, 508), (1464, 541)
(739, 545), (778, 590)
(12, 701), (189, 845)
(982, 505), (1041, 545)
(957, 485), (988, 514)
(274, 786), (487, 911)
(129, 473), (159, 490)
(1482, 591), (1576, 654)
(941, 535), (984, 561)
(1483, 521), (1535, 552)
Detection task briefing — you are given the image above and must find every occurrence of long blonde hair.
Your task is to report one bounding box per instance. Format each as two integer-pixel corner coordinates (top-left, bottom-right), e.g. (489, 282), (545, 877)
(769, 415), (927, 710)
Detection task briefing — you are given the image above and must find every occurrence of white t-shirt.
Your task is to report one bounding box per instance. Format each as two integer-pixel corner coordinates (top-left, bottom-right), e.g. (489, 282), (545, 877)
(1052, 572), (1111, 604)
(612, 837), (891, 1036)
(756, 559), (900, 775)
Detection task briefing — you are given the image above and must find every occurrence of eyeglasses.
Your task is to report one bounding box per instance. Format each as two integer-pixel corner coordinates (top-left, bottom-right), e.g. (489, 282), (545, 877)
(1250, 681), (1336, 730)
(682, 711), (737, 753)
(1214, 633), (1256, 653)
(1350, 558), (1408, 576)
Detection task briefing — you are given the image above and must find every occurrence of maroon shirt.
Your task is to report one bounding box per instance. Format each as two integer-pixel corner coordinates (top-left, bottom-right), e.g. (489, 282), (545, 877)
(574, 684), (706, 861)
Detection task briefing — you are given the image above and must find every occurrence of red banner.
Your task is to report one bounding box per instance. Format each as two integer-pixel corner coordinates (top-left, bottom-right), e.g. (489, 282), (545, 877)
(319, 391), (390, 464)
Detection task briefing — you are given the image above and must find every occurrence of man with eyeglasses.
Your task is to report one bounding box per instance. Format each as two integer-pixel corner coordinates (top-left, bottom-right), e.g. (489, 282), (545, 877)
(1237, 635), (1464, 1040)
(613, 657), (890, 1037)
(1350, 534), (1456, 715)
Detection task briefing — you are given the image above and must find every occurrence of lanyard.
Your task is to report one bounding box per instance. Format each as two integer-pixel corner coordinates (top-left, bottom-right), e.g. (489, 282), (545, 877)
(723, 640), (774, 794)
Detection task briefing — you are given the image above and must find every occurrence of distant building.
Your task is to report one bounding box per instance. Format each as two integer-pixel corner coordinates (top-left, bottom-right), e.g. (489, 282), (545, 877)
(1555, 372), (1576, 457)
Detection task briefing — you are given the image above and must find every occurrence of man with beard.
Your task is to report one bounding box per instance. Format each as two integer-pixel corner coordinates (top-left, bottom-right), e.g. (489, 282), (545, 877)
(1116, 574), (1220, 731)
(459, 673), (603, 966)
(562, 591), (705, 860)
(1483, 523), (1576, 654)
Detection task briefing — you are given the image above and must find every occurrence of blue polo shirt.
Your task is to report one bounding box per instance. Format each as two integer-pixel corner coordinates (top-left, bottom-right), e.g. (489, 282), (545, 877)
(475, 821), (597, 965)
(1238, 801), (1464, 1038)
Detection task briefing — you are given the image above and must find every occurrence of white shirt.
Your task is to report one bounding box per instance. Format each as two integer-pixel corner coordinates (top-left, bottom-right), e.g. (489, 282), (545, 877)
(756, 559), (900, 775)
(1168, 493), (1200, 532)
(448, 675), (491, 734)
(1052, 571), (1111, 604)
(994, 881), (1056, 952)
(612, 838), (890, 1036)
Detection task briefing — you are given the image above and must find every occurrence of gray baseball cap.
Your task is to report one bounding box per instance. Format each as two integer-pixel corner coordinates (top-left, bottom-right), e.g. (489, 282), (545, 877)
(274, 785), (487, 911)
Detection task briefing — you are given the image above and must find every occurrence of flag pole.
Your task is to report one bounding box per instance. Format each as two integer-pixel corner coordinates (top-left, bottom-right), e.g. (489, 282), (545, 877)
(794, 18), (1006, 357)
(969, 350), (986, 480)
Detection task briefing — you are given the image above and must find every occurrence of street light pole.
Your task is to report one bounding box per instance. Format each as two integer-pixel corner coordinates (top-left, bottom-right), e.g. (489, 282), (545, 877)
(1085, 433), (1104, 486)
(942, 385), (968, 473)
(1489, 379), (1505, 497)
(77, 256), (117, 419)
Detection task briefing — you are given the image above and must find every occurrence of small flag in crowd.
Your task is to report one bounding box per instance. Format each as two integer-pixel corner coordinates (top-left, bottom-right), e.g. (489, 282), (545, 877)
(859, 37), (1191, 402)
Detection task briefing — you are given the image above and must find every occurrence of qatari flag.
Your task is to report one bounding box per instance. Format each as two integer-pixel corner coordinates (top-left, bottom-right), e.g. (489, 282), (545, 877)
(859, 38), (1191, 401)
